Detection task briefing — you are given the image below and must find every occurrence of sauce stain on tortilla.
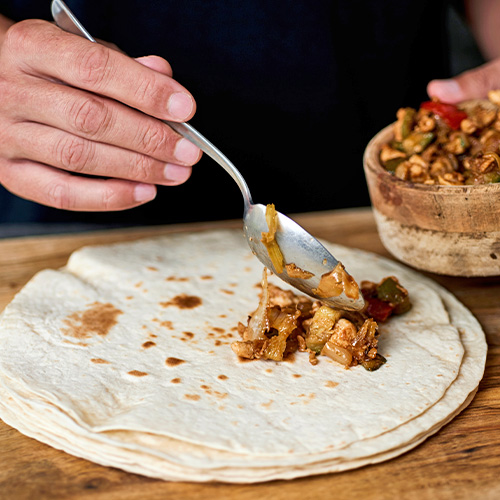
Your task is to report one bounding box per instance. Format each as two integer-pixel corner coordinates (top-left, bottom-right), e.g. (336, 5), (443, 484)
(171, 378), (181, 384)
(166, 357), (185, 367)
(142, 341), (156, 349)
(128, 370), (148, 377)
(62, 302), (123, 339)
(325, 380), (339, 388)
(91, 358), (110, 364)
(185, 394), (201, 401)
(160, 294), (202, 309)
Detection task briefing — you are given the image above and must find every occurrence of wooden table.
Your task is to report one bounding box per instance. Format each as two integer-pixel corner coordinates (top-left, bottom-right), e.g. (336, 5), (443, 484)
(0, 208), (499, 500)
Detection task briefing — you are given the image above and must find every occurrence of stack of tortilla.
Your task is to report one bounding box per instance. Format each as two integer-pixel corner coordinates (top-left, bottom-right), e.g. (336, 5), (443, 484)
(0, 230), (487, 482)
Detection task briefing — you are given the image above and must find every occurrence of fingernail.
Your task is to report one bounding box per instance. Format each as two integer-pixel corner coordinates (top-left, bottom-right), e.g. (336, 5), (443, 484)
(174, 138), (201, 164)
(164, 163), (191, 183)
(168, 92), (194, 120)
(429, 79), (463, 100)
(134, 183), (156, 202)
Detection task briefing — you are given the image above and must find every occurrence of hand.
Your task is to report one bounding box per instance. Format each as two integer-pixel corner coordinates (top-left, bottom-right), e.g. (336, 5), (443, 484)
(0, 19), (201, 211)
(427, 59), (500, 104)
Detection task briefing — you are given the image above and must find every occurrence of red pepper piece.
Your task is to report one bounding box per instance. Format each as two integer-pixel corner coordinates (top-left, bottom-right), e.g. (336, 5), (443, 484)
(365, 297), (394, 323)
(421, 101), (467, 130)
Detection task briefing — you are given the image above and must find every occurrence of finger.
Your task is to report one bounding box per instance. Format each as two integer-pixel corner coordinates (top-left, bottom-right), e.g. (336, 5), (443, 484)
(135, 55), (173, 77)
(5, 20), (195, 121)
(427, 59), (500, 103)
(5, 121), (193, 186)
(7, 79), (201, 166)
(0, 159), (157, 211)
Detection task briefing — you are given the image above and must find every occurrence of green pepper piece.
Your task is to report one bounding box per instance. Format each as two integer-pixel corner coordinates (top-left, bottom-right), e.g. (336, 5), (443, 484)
(389, 140), (405, 152)
(361, 353), (387, 372)
(483, 171), (500, 183)
(376, 277), (411, 315)
(402, 132), (435, 155)
(401, 108), (416, 139)
(383, 157), (406, 173)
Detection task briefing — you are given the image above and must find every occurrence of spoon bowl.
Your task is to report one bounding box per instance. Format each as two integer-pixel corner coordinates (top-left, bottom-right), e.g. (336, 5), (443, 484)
(51, 0), (365, 311)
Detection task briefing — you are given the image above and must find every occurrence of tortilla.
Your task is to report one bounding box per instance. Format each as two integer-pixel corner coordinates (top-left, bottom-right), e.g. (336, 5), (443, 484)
(0, 229), (487, 482)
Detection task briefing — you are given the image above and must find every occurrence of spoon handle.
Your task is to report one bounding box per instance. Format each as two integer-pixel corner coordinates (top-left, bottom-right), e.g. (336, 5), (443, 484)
(51, 0), (253, 208)
(167, 121), (253, 206)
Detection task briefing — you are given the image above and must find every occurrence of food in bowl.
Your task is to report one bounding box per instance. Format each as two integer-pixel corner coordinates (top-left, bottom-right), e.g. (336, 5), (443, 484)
(363, 95), (500, 277)
(380, 91), (500, 186)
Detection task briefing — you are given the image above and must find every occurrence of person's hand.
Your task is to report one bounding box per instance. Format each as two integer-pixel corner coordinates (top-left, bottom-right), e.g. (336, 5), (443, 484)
(0, 19), (201, 211)
(427, 58), (500, 104)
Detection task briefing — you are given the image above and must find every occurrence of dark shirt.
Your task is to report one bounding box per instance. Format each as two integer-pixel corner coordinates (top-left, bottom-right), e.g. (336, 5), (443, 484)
(1, 0), (451, 226)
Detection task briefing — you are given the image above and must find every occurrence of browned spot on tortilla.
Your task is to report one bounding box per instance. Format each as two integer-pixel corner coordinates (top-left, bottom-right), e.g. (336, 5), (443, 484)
(165, 276), (189, 282)
(142, 341), (156, 349)
(244, 266), (252, 272)
(152, 318), (174, 329)
(63, 339), (88, 346)
(261, 400), (274, 409)
(185, 394), (200, 401)
(149, 333), (158, 338)
(135, 282), (143, 288)
(218, 374), (228, 380)
(229, 283), (237, 287)
(91, 358), (110, 364)
(325, 380), (339, 388)
(166, 357), (185, 367)
(215, 340), (222, 346)
(125, 296), (134, 300)
(265, 368), (273, 373)
(128, 370), (148, 377)
(171, 378), (181, 384)
(201, 275), (213, 280)
(221, 289), (234, 295)
(62, 302), (122, 339)
(293, 374), (302, 378)
(203, 387), (228, 399)
(146, 266), (158, 271)
(219, 314), (227, 318)
(160, 294), (202, 309)
(183, 331), (195, 339)
(212, 327), (225, 334)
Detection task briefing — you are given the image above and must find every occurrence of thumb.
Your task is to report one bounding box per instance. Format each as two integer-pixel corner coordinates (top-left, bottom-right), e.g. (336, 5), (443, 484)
(427, 58), (500, 103)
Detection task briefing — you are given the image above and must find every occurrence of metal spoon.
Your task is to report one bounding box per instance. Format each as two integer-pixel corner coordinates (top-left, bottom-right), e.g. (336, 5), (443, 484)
(51, 0), (365, 311)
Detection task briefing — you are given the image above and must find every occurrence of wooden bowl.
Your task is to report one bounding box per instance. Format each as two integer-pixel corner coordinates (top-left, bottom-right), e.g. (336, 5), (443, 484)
(363, 124), (500, 277)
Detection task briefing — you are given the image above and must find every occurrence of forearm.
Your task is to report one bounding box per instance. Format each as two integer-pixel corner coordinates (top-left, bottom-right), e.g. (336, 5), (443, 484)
(465, 0), (500, 60)
(0, 14), (14, 48)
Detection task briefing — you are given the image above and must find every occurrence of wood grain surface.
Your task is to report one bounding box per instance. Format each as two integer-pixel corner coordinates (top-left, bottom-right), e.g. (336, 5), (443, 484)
(0, 208), (499, 500)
